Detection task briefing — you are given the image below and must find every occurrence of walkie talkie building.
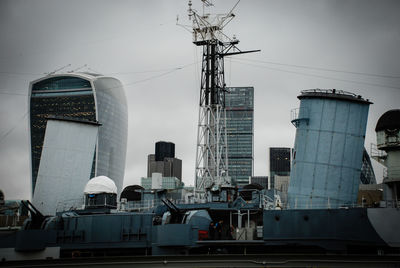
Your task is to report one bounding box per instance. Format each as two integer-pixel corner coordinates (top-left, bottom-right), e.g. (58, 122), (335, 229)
(29, 73), (128, 194)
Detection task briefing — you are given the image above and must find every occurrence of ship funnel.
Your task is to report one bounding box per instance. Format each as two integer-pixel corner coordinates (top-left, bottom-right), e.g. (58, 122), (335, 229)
(287, 89), (372, 209)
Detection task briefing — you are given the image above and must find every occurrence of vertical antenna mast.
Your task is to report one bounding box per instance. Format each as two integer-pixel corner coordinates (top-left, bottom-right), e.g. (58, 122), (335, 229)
(184, 0), (259, 196)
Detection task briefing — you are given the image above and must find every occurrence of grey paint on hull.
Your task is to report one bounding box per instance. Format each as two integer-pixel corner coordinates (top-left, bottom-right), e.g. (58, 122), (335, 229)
(262, 208), (387, 250)
(368, 208), (400, 248)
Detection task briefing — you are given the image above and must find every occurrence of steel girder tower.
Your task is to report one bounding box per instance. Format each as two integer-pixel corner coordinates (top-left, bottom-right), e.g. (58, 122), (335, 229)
(183, 0), (259, 195)
(195, 39), (229, 193)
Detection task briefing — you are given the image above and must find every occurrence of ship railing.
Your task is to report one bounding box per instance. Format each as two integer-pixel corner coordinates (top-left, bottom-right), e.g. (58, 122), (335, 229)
(282, 198), (400, 209)
(122, 199), (161, 212)
(379, 199), (400, 208)
(56, 197), (85, 213)
(301, 88), (359, 98)
(370, 143), (387, 166)
(173, 198), (202, 204)
(271, 194), (365, 210)
(121, 198), (204, 212)
(290, 108), (300, 122)
(290, 107), (309, 127)
(56, 197), (205, 213)
(282, 202), (363, 210)
(0, 215), (28, 228)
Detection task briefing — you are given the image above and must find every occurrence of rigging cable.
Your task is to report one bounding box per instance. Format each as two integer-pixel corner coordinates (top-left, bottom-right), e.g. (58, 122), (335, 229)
(0, 111), (28, 146)
(230, 57), (400, 79)
(230, 58), (400, 91)
(103, 61), (198, 91)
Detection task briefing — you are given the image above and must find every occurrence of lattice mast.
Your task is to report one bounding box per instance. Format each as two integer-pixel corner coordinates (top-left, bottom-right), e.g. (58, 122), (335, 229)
(182, 0), (259, 194)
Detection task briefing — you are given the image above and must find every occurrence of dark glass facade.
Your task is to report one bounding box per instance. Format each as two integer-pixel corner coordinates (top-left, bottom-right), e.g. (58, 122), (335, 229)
(225, 87), (254, 186)
(250, 176), (268, 189)
(29, 74), (128, 194)
(32, 76), (92, 91)
(30, 77), (96, 193)
(360, 148), (377, 184)
(269, 147), (291, 189)
(155, 141), (175, 161)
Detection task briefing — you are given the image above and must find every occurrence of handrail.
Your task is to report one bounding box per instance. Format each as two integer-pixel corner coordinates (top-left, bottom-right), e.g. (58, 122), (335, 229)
(54, 195), (400, 213)
(301, 88), (358, 98)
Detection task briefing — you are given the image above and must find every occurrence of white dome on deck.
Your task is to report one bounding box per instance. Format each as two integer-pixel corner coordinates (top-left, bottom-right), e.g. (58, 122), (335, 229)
(84, 176), (117, 194)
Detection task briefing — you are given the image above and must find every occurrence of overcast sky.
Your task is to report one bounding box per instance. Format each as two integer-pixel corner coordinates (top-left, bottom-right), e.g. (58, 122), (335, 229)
(0, 0), (399, 200)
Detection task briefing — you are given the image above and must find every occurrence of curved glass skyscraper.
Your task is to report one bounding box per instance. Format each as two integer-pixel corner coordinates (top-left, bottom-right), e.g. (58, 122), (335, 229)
(29, 73), (128, 194)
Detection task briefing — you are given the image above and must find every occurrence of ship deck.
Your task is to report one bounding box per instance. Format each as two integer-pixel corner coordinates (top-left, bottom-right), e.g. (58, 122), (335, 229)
(2, 254), (400, 267)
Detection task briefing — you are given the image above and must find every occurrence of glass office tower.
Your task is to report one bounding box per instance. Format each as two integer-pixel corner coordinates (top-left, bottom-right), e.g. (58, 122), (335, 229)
(29, 73), (128, 194)
(269, 147), (291, 189)
(360, 148), (377, 185)
(225, 87), (254, 186)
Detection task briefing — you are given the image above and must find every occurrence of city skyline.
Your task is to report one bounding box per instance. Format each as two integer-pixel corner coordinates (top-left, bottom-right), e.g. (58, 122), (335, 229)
(1, 0), (399, 199)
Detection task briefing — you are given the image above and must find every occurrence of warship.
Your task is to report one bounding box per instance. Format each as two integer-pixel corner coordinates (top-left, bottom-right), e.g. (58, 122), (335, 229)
(0, 100), (399, 264)
(1, 1), (399, 266)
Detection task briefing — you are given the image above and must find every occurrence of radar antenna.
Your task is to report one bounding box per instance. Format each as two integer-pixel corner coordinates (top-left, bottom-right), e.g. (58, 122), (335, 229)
(181, 0), (260, 197)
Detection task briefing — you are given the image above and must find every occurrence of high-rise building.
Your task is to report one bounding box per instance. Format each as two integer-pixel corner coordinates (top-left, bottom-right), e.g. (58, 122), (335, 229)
(32, 118), (100, 215)
(225, 87), (254, 186)
(29, 73), (128, 194)
(269, 147), (291, 189)
(147, 141), (182, 180)
(250, 176), (268, 189)
(360, 148), (377, 185)
(155, 141), (175, 161)
(141, 175), (182, 190)
(274, 175), (290, 205)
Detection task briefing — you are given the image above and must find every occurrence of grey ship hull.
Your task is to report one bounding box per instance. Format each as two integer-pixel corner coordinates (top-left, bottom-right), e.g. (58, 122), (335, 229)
(262, 207), (399, 251)
(1, 206), (399, 261)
